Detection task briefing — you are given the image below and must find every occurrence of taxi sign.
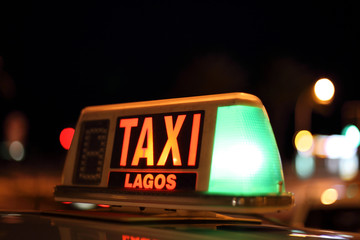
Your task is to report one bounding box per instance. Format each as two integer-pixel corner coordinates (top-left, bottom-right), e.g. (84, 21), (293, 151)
(55, 93), (294, 213)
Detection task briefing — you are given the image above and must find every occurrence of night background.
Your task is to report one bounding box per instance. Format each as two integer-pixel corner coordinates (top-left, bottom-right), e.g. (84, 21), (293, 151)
(1, 2), (359, 181)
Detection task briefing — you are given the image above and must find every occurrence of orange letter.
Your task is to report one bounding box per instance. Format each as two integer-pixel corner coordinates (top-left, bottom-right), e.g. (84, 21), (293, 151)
(157, 115), (185, 166)
(132, 174), (143, 188)
(124, 173), (133, 188)
(132, 117), (154, 166)
(166, 174), (177, 190)
(188, 113), (201, 166)
(143, 174), (154, 189)
(119, 118), (138, 166)
(154, 174), (166, 190)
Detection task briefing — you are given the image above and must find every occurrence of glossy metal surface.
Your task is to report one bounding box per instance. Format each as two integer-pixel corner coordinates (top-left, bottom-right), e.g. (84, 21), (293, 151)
(1, 210), (359, 240)
(55, 186), (294, 214)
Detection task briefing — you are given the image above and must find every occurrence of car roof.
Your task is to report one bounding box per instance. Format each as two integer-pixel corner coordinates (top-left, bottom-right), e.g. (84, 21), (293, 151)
(1, 210), (359, 240)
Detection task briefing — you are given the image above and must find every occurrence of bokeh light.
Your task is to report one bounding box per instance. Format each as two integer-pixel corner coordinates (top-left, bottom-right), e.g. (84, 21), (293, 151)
(313, 78), (335, 103)
(294, 130), (313, 153)
(321, 188), (338, 205)
(295, 153), (315, 179)
(339, 155), (359, 180)
(324, 135), (355, 159)
(9, 141), (25, 161)
(60, 128), (75, 150)
(342, 124), (360, 149)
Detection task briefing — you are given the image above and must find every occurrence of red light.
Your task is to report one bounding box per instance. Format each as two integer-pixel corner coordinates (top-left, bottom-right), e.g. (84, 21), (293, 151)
(98, 204), (111, 208)
(60, 128), (75, 150)
(62, 201), (72, 204)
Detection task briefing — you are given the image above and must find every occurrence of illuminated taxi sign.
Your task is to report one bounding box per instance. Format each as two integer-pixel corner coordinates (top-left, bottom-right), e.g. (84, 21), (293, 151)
(112, 112), (203, 168)
(109, 111), (203, 190)
(209, 105), (283, 196)
(55, 93), (293, 213)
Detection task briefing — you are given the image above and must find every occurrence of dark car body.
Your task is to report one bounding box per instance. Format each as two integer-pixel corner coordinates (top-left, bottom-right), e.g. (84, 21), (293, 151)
(1, 209), (359, 240)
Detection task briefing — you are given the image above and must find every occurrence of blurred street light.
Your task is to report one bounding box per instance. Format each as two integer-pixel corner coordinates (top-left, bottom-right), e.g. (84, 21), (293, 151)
(294, 78), (339, 180)
(295, 78), (335, 132)
(313, 78), (335, 104)
(321, 188), (338, 205)
(294, 130), (314, 153)
(294, 126), (360, 180)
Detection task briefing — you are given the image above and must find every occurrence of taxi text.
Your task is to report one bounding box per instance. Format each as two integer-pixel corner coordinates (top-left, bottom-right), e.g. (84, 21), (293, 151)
(124, 173), (176, 190)
(111, 111), (203, 169)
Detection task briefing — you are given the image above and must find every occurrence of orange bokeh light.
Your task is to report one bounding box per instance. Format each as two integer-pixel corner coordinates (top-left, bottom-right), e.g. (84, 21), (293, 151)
(60, 128), (75, 150)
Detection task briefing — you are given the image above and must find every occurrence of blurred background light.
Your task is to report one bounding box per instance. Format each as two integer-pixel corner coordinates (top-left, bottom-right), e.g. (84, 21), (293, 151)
(324, 135), (355, 159)
(321, 188), (338, 205)
(8, 141), (25, 161)
(339, 155), (359, 180)
(295, 153), (315, 179)
(342, 124), (360, 149)
(313, 135), (327, 158)
(294, 130), (314, 153)
(60, 127), (75, 150)
(313, 78), (335, 103)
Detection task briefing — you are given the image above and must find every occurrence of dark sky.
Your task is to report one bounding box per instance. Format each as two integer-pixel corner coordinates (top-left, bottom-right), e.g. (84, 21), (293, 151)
(1, 2), (360, 162)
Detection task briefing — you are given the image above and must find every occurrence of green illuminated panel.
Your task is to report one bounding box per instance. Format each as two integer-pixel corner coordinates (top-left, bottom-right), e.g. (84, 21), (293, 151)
(208, 105), (284, 196)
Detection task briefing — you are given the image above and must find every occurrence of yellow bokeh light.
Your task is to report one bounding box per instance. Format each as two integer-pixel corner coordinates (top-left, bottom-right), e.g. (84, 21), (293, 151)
(313, 78), (335, 103)
(294, 130), (313, 152)
(321, 188), (338, 205)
